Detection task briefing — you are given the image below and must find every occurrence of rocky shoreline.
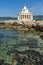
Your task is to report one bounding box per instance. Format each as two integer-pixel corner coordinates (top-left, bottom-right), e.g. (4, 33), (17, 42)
(0, 20), (43, 32)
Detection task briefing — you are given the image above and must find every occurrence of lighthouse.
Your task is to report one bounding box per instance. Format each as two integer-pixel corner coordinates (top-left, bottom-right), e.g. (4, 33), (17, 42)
(18, 5), (33, 23)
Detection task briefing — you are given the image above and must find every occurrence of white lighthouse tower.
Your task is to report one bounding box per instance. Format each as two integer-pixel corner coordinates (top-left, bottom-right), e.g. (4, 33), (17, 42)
(18, 5), (33, 24)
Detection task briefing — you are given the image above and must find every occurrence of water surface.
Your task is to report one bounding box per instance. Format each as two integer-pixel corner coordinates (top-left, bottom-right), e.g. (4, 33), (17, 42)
(0, 29), (43, 62)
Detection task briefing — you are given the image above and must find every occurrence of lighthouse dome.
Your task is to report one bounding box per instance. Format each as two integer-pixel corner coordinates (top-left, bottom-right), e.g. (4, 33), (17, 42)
(21, 5), (30, 14)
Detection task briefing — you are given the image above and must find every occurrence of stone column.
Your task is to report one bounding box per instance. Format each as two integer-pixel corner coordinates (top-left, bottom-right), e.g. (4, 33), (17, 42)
(21, 15), (22, 19)
(22, 15), (24, 20)
(22, 15), (23, 19)
(25, 15), (26, 19)
(24, 15), (25, 19)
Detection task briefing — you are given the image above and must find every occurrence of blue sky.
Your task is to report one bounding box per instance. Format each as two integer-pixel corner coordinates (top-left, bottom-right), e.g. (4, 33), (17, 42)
(0, 0), (43, 17)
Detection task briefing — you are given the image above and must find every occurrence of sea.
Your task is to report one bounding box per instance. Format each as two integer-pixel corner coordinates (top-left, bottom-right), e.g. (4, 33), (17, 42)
(0, 16), (43, 21)
(0, 17), (43, 64)
(0, 17), (17, 21)
(0, 29), (43, 61)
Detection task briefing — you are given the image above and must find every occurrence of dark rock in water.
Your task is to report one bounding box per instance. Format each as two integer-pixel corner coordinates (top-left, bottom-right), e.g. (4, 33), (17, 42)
(5, 63), (11, 65)
(7, 48), (40, 57)
(32, 25), (43, 32)
(40, 34), (43, 40)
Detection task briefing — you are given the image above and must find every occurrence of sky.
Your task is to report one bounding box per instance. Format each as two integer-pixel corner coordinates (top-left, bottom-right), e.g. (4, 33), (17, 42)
(0, 0), (43, 17)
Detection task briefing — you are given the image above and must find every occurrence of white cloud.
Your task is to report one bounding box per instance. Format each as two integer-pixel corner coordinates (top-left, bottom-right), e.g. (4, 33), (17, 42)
(30, 5), (43, 15)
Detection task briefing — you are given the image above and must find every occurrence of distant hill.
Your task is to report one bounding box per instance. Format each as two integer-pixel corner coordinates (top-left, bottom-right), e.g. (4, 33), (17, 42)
(0, 17), (17, 21)
(0, 15), (43, 21)
(33, 15), (43, 21)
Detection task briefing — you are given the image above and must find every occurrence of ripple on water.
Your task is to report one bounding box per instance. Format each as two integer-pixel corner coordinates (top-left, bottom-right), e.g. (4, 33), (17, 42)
(0, 29), (43, 60)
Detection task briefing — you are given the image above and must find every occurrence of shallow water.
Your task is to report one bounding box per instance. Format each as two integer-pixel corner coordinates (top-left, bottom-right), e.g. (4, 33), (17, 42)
(0, 29), (43, 62)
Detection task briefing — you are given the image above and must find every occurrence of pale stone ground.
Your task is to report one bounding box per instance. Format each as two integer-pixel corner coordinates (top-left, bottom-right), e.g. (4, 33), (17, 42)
(0, 20), (43, 26)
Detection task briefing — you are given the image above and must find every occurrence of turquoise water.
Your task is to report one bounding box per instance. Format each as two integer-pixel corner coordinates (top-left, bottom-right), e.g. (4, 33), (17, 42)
(0, 29), (43, 62)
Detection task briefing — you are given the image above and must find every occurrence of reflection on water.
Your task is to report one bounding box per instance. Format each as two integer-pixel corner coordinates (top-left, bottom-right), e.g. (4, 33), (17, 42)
(0, 29), (43, 62)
